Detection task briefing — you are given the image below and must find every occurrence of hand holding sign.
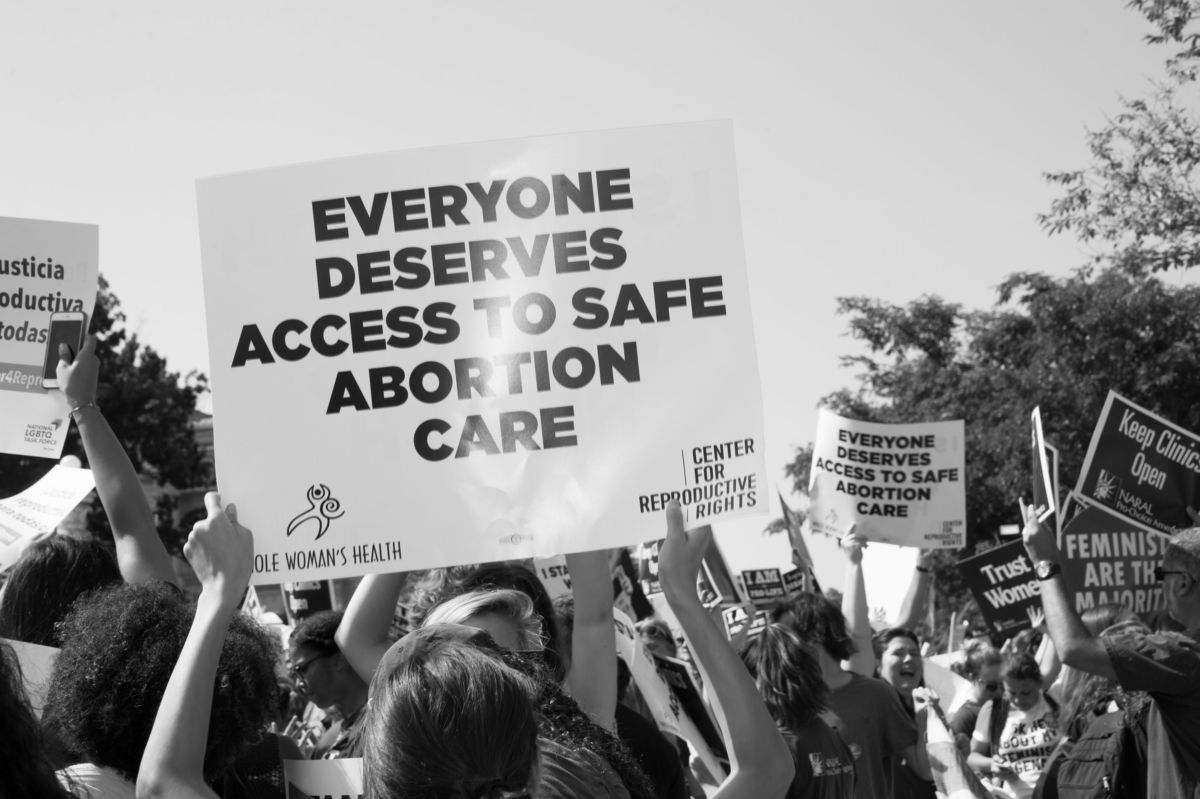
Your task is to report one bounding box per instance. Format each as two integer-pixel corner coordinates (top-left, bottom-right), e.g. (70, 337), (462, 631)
(185, 492), (254, 608)
(840, 524), (865, 565)
(1018, 498), (1056, 564)
(56, 334), (98, 410)
(660, 501), (713, 602)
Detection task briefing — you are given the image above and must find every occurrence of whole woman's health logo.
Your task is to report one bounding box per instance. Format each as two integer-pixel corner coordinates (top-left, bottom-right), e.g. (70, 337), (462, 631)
(286, 483), (345, 540)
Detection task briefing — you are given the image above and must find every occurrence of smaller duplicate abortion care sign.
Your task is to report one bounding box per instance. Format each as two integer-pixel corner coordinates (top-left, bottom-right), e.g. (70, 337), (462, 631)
(197, 122), (766, 584)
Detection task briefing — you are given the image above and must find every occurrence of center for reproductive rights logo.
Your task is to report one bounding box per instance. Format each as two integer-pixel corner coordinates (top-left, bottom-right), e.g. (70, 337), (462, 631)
(286, 483), (345, 540)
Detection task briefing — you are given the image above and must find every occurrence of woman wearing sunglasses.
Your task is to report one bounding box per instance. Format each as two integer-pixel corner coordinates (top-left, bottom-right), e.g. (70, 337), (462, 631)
(949, 640), (1004, 741)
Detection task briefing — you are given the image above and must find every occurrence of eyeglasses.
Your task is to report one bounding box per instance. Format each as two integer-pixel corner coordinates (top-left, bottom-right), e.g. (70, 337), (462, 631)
(981, 681), (1000, 693)
(1154, 566), (1190, 582)
(289, 652), (331, 684)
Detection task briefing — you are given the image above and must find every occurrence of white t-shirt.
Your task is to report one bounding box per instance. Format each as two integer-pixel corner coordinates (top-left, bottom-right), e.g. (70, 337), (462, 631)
(973, 697), (1058, 799)
(57, 763), (136, 799)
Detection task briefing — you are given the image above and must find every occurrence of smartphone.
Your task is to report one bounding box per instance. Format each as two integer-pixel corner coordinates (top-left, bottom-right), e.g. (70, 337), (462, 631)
(42, 311), (88, 389)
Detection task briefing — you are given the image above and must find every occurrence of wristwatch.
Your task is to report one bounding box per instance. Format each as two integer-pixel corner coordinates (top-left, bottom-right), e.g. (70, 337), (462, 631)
(1035, 561), (1061, 580)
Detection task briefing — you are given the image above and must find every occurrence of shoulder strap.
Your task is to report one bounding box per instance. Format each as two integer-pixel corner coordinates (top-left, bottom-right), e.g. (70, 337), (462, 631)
(990, 698), (1008, 753)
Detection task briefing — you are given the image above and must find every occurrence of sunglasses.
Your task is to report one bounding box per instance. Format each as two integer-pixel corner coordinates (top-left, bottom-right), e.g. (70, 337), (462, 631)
(981, 681), (1000, 693)
(1154, 566), (1189, 582)
(289, 652), (332, 684)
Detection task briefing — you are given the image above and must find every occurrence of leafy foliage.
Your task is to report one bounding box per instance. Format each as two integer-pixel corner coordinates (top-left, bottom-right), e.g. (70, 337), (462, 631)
(0, 277), (209, 551)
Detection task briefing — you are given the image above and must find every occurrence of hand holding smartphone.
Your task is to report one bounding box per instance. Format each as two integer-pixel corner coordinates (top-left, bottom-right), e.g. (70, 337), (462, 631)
(42, 312), (88, 389)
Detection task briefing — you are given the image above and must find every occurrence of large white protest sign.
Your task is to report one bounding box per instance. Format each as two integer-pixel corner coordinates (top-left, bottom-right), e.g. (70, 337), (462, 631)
(808, 409), (965, 549)
(0, 217), (99, 458)
(197, 122), (765, 584)
(0, 465), (96, 571)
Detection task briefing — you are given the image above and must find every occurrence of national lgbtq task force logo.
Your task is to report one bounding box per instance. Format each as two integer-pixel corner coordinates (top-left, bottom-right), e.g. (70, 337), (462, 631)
(286, 483), (345, 540)
(1093, 469), (1122, 502)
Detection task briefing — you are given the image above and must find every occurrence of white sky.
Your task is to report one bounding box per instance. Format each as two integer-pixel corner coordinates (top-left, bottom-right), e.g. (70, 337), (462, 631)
(1, 1), (1184, 578)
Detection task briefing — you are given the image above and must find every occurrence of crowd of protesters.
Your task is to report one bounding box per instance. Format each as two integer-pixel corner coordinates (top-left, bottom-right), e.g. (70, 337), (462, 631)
(0, 339), (1199, 798)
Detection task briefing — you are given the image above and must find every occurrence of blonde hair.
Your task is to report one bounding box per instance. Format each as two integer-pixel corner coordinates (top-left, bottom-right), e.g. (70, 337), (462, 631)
(423, 589), (546, 651)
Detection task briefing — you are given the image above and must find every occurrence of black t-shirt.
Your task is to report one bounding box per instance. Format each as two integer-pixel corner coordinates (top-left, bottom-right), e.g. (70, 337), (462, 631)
(614, 703), (688, 799)
(949, 699), (982, 740)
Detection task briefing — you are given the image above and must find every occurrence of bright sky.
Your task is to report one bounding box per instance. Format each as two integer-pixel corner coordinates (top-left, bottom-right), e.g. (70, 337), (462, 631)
(1, 1), (1180, 580)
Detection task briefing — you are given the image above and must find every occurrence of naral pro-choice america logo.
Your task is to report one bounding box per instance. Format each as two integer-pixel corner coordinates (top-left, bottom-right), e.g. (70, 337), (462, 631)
(286, 483), (345, 540)
(1093, 469), (1122, 502)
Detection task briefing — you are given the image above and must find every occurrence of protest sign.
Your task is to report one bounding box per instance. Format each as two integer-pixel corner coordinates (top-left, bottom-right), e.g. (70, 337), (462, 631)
(778, 489), (815, 573)
(782, 567), (807, 596)
(2, 637), (59, 718)
(653, 653), (729, 762)
(0, 464), (95, 571)
(1031, 407), (1058, 522)
(1045, 442), (1063, 535)
(1075, 391), (1199, 535)
(1060, 503), (1167, 615)
(0, 217), (99, 459)
(282, 580), (336, 624)
(196, 122), (765, 584)
(925, 652), (973, 714)
(613, 607), (726, 780)
(284, 757), (363, 799)
(956, 541), (1039, 636)
(808, 409), (966, 549)
(533, 554), (572, 601)
(740, 567), (785, 604)
(720, 604), (768, 639)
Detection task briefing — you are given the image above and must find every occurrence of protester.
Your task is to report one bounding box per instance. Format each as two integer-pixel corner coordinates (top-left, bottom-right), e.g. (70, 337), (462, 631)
(659, 503), (794, 798)
(636, 618), (679, 659)
(739, 622), (856, 798)
(45, 494), (279, 799)
(949, 640), (1004, 739)
(966, 652), (1059, 799)
(1021, 500), (1200, 796)
(876, 626), (939, 799)
(0, 336), (176, 648)
(287, 610), (368, 758)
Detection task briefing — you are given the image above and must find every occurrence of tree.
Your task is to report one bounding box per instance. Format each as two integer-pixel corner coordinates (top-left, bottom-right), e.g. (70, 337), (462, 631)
(1041, 0), (1200, 275)
(784, 268), (1200, 619)
(0, 276), (209, 553)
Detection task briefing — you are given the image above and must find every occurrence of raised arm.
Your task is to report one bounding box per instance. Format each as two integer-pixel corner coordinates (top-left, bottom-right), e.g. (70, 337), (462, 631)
(1026, 607), (1062, 687)
(893, 550), (933, 630)
(58, 336), (176, 586)
(1020, 499), (1115, 680)
(136, 492), (251, 799)
(563, 549), (617, 731)
(840, 527), (876, 676)
(335, 571), (410, 683)
(660, 503), (793, 799)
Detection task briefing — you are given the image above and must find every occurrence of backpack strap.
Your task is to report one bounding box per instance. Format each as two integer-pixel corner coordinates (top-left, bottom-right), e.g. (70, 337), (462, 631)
(989, 697), (1009, 755)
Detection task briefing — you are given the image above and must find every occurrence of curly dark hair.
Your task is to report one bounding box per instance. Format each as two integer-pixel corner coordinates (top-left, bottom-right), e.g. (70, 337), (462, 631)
(0, 642), (72, 798)
(768, 591), (856, 661)
(289, 609), (343, 655)
(44, 581), (280, 782)
(0, 535), (120, 647)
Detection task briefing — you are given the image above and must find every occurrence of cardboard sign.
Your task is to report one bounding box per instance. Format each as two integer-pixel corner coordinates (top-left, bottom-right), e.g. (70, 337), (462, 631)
(956, 540), (1039, 636)
(196, 122), (766, 584)
(0, 465), (96, 571)
(720, 605), (768, 639)
(283, 758), (363, 799)
(740, 568), (785, 604)
(808, 409), (966, 549)
(0, 218), (99, 458)
(1075, 391), (1199, 535)
(1, 637), (59, 718)
(1060, 503), (1167, 616)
